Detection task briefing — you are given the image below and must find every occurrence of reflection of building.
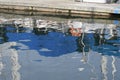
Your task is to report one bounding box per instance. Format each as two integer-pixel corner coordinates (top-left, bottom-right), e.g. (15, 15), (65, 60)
(33, 20), (69, 35)
(94, 27), (117, 40)
(14, 18), (33, 28)
(1, 17), (118, 39)
(35, 19), (68, 33)
(36, 19), (49, 28)
(68, 21), (117, 39)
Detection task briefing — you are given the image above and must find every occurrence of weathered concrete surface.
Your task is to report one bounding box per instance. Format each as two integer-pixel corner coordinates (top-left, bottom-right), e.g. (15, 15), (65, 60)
(0, 0), (120, 15)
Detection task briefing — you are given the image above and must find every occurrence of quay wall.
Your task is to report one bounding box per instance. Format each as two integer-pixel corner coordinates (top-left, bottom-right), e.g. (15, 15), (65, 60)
(0, 0), (120, 18)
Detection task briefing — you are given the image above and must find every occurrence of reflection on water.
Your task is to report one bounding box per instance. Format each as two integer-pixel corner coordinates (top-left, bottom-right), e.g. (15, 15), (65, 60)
(112, 56), (117, 80)
(0, 27), (8, 44)
(0, 42), (21, 80)
(0, 17), (120, 80)
(101, 56), (108, 80)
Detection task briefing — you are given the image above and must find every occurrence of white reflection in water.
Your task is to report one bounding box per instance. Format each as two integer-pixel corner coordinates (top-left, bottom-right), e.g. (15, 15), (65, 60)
(101, 56), (108, 80)
(78, 68), (85, 71)
(112, 56), (116, 80)
(39, 48), (52, 52)
(78, 29), (98, 80)
(11, 49), (21, 80)
(0, 62), (3, 75)
(100, 55), (117, 80)
(0, 42), (21, 80)
(0, 44), (4, 77)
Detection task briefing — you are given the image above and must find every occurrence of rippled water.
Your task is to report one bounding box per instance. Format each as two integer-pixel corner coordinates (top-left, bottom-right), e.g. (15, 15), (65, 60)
(0, 15), (120, 80)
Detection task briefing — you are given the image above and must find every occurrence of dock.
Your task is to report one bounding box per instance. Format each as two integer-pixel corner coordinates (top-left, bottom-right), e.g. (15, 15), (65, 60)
(0, 0), (120, 18)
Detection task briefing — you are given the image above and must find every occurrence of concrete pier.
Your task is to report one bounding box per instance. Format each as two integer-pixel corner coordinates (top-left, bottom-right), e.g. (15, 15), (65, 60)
(0, 0), (120, 17)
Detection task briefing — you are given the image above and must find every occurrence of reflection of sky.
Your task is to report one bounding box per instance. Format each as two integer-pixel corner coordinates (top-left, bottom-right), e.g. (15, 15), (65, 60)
(39, 32), (78, 57)
(7, 28), (78, 57)
(5, 26), (120, 58)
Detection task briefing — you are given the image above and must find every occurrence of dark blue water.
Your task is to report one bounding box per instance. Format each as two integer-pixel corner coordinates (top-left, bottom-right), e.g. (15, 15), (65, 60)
(0, 23), (120, 80)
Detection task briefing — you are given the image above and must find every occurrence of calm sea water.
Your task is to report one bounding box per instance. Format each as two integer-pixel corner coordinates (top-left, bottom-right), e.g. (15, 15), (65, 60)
(0, 15), (120, 80)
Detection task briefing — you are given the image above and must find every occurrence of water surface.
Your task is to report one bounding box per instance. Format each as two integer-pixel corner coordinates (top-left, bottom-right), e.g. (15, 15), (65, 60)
(0, 15), (120, 80)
